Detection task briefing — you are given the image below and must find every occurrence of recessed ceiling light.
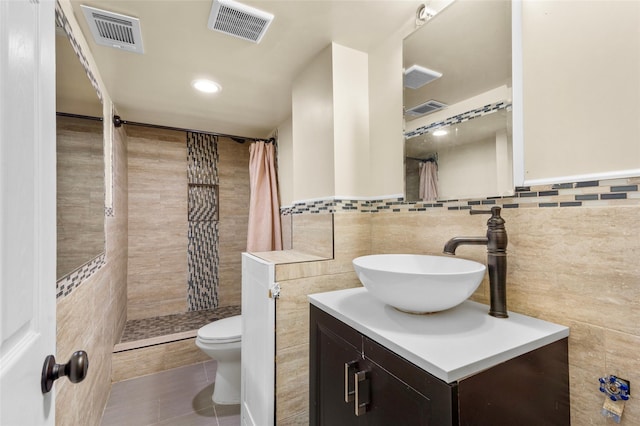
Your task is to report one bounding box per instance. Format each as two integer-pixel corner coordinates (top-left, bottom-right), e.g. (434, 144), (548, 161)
(192, 79), (221, 94)
(433, 129), (448, 136)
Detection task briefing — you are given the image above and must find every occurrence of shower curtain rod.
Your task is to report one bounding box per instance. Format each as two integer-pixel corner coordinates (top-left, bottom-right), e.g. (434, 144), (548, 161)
(57, 112), (103, 122)
(407, 155), (437, 163)
(112, 115), (274, 144)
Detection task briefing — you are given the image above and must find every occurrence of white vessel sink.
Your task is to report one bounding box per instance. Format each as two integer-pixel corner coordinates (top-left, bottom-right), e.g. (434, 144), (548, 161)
(352, 254), (486, 314)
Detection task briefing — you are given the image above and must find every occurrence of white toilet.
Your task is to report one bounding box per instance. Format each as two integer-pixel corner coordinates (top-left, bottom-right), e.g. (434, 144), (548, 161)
(195, 315), (242, 405)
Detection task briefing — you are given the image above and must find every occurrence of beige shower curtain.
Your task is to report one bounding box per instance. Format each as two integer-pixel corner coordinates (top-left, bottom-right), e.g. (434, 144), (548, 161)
(419, 161), (438, 201)
(247, 141), (282, 252)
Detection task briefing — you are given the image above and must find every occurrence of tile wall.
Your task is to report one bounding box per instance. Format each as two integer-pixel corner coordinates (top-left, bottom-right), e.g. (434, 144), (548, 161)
(275, 177), (639, 425)
(127, 130), (250, 316)
(127, 129), (248, 317)
(56, 115), (105, 281)
(273, 213), (370, 424)
(216, 137), (251, 307)
(55, 125), (128, 426)
(126, 126), (189, 319)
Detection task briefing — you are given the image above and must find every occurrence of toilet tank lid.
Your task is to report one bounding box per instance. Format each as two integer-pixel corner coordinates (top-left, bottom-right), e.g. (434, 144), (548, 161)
(197, 315), (242, 341)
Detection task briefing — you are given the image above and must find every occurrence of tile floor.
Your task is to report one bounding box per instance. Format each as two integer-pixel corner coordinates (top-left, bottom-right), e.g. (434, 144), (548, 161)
(101, 360), (240, 426)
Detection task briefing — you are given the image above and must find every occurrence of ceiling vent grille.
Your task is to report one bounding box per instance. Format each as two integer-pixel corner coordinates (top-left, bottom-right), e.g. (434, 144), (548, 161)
(405, 100), (448, 117)
(81, 5), (144, 54)
(208, 0), (274, 43)
(404, 65), (442, 89)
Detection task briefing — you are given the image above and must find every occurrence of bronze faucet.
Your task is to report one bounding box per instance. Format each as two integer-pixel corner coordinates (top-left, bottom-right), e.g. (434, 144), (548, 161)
(443, 206), (508, 318)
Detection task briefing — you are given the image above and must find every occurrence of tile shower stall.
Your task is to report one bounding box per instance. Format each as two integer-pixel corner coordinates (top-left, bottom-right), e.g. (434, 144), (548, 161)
(120, 125), (248, 366)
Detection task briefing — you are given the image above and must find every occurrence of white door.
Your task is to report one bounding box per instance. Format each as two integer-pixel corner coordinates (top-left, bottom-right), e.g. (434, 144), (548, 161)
(241, 253), (276, 426)
(0, 0), (57, 425)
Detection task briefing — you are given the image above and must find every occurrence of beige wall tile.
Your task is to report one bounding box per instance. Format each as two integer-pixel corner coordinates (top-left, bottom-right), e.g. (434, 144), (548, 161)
(278, 410), (309, 426)
(56, 125), (128, 426)
(604, 330), (640, 424)
(276, 201), (639, 426)
(111, 338), (209, 382)
(569, 365), (609, 426)
(369, 204), (640, 425)
(291, 214), (333, 258)
(275, 271), (361, 423)
(275, 344), (309, 424)
(274, 213), (372, 281)
(277, 272), (361, 351)
(127, 127), (188, 318)
(217, 137), (250, 307)
(56, 116), (105, 278)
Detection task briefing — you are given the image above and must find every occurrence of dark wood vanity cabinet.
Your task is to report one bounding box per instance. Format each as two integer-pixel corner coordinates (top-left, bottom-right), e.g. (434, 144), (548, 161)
(309, 305), (570, 426)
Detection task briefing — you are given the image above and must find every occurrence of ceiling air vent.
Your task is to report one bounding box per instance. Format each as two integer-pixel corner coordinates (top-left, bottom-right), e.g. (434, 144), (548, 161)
(208, 0), (274, 44)
(404, 65), (442, 89)
(405, 100), (448, 117)
(81, 5), (144, 54)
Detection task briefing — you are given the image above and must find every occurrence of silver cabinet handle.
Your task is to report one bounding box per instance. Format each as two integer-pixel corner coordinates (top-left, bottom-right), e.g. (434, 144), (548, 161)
(354, 370), (370, 416)
(344, 360), (358, 402)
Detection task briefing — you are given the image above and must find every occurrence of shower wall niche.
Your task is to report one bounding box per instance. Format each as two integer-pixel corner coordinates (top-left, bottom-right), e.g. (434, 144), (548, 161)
(126, 126), (248, 321)
(187, 132), (219, 310)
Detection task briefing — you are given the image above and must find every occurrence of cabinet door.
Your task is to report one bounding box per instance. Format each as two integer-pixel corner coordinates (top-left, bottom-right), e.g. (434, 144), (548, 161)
(360, 357), (432, 425)
(311, 306), (457, 426)
(310, 306), (365, 426)
(364, 338), (456, 426)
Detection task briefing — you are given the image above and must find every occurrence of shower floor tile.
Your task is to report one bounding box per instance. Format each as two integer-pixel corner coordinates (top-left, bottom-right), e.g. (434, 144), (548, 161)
(119, 305), (241, 344)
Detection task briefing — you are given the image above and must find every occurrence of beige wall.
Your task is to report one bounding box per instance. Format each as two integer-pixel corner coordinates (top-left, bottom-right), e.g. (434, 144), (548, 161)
(126, 126), (188, 319)
(277, 116), (294, 206)
(55, 2), (127, 425)
(368, 26), (407, 198)
(437, 136), (497, 200)
(274, 3), (640, 425)
(56, 125), (128, 426)
(283, 0), (640, 201)
(274, 213), (370, 424)
(56, 116), (105, 278)
(275, 182), (640, 425)
(333, 43), (370, 198)
(370, 196), (640, 426)
(289, 41), (398, 202)
(292, 45), (335, 201)
(522, 0), (640, 182)
(217, 136), (251, 307)
(127, 130), (249, 313)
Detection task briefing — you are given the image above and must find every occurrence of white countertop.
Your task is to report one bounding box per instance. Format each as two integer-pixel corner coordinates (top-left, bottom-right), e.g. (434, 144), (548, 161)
(309, 287), (569, 384)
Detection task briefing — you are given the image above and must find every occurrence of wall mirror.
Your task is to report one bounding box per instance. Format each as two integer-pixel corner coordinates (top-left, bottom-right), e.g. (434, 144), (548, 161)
(403, 0), (514, 201)
(56, 19), (106, 279)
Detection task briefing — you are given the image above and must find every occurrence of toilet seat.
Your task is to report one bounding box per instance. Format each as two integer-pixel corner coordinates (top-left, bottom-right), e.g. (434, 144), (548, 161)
(197, 315), (242, 344)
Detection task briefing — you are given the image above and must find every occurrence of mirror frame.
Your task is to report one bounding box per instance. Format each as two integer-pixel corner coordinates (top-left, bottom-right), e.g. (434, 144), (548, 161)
(512, 0), (524, 188)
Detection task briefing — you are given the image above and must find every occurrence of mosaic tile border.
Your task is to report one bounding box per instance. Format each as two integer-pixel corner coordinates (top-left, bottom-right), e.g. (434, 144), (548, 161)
(56, 253), (106, 299)
(404, 101), (510, 140)
(283, 177), (640, 216)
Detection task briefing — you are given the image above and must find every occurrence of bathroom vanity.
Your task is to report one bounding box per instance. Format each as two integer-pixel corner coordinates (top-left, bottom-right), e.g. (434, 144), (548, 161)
(309, 288), (570, 425)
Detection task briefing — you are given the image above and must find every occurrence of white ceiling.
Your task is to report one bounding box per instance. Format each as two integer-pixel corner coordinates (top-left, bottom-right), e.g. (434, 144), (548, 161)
(63, 0), (424, 139)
